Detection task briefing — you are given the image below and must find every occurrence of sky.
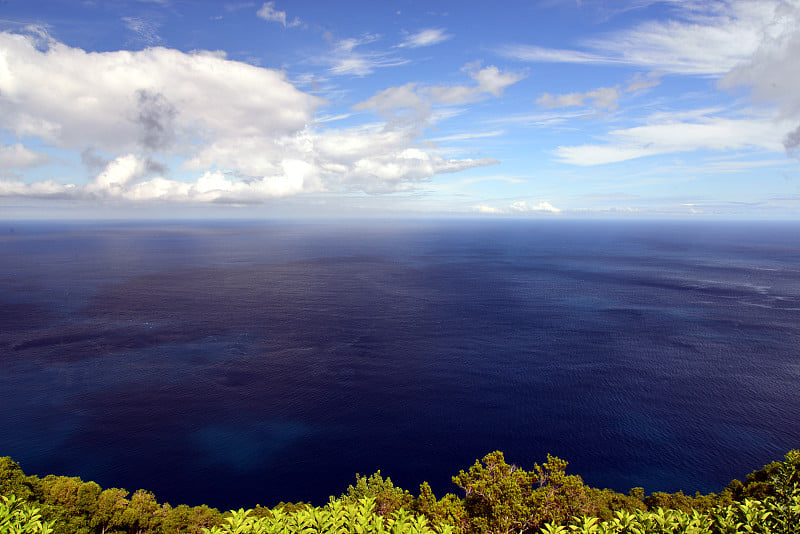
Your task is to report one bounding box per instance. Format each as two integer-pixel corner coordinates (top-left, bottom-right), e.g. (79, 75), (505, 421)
(1, 0), (799, 219)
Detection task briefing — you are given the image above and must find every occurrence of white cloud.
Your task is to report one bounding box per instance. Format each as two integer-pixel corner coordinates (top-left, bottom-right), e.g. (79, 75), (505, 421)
(124, 167), (311, 203)
(0, 179), (75, 198)
(325, 35), (410, 76)
(624, 71), (662, 92)
(353, 83), (427, 116)
(428, 130), (504, 142)
(500, 0), (780, 76)
(497, 44), (617, 66)
(355, 64), (525, 117)
(554, 115), (791, 165)
(468, 64), (526, 97)
(536, 73), (661, 112)
(87, 154), (150, 195)
(26, 129), (495, 202)
(785, 125), (800, 158)
(312, 124), (497, 192)
(0, 31), (497, 203)
(537, 86), (621, 111)
(398, 28), (452, 48)
(474, 204), (505, 214)
(719, 1), (800, 155)
(555, 144), (661, 166)
(256, 2), (301, 27)
(0, 31), (322, 152)
(0, 143), (49, 168)
(509, 200), (561, 213)
(721, 1), (800, 115)
(488, 109), (589, 126)
(473, 200), (561, 214)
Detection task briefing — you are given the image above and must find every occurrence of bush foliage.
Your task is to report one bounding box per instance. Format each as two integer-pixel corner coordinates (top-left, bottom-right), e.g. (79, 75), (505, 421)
(1, 450), (797, 534)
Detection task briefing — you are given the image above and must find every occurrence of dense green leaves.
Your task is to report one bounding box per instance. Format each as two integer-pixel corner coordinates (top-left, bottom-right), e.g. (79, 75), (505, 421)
(203, 497), (450, 534)
(0, 450), (797, 534)
(341, 471), (415, 516)
(0, 494), (54, 534)
(452, 451), (597, 533)
(0, 459), (37, 503)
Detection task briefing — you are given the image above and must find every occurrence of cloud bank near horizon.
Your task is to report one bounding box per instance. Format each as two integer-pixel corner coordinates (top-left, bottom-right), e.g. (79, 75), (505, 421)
(0, 29), (497, 204)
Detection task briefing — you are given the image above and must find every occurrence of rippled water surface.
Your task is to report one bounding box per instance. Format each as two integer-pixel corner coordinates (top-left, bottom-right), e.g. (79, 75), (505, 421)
(1, 219), (798, 509)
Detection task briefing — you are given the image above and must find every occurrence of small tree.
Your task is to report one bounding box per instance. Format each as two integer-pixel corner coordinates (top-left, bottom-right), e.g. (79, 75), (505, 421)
(91, 488), (128, 534)
(340, 471), (414, 516)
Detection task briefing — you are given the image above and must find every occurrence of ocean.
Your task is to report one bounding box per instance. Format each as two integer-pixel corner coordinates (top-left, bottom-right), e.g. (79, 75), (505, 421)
(0, 219), (798, 510)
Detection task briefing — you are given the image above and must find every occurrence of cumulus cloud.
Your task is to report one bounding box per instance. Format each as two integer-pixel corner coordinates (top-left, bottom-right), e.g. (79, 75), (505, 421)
(256, 2), (301, 27)
(784, 125), (800, 158)
(499, 0), (779, 76)
(0, 31), (321, 152)
(0, 31), (497, 203)
(466, 64), (526, 97)
(474, 205), (504, 214)
(135, 89), (178, 151)
(0, 143), (49, 169)
(398, 28), (452, 48)
(0, 154), (312, 203)
(509, 200), (561, 213)
(473, 200), (561, 214)
(720, 1), (800, 157)
(0, 178), (75, 198)
(81, 148), (108, 172)
(123, 167), (310, 203)
(722, 1), (800, 115)
(89, 154), (150, 194)
(312, 125), (497, 192)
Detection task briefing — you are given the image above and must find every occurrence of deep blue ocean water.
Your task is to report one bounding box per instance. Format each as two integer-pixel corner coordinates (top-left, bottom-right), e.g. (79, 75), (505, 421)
(1, 219), (798, 510)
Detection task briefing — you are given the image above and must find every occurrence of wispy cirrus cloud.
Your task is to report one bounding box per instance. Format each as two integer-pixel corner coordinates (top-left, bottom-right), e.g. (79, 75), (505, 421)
(321, 27), (453, 78)
(507, 1), (800, 168)
(324, 34), (409, 76)
(398, 28), (452, 48)
(428, 130), (505, 143)
(497, 44), (621, 67)
(554, 114), (791, 166)
(488, 109), (589, 127)
(123, 16), (162, 46)
(499, 0), (779, 76)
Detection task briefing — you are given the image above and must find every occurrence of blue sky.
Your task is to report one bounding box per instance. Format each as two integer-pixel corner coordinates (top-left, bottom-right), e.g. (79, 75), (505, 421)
(1, 0), (799, 218)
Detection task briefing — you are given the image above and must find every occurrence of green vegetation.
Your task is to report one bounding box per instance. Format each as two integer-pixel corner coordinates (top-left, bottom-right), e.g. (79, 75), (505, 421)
(1, 495), (54, 534)
(1, 450), (797, 534)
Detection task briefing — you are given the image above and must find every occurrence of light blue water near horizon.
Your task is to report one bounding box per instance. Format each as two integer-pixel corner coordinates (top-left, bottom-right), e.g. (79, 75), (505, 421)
(0, 219), (799, 510)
